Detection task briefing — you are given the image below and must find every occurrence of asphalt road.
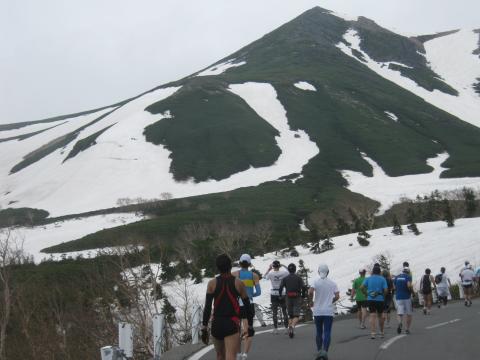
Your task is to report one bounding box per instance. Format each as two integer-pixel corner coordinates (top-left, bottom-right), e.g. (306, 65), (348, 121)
(192, 301), (479, 360)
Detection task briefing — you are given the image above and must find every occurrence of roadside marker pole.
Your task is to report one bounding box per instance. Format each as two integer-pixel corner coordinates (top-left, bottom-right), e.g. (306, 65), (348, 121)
(153, 313), (165, 360)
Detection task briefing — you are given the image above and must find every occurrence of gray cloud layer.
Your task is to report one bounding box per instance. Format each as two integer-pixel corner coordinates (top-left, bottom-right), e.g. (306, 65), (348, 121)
(1, 0), (479, 124)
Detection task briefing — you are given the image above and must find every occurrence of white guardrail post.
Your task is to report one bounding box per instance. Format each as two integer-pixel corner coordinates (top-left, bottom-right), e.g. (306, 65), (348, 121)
(191, 306), (202, 345)
(153, 313), (165, 360)
(119, 322), (133, 359)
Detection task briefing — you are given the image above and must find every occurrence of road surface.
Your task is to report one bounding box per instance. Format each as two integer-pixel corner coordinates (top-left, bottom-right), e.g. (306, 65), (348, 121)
(190, 301), (479, 360)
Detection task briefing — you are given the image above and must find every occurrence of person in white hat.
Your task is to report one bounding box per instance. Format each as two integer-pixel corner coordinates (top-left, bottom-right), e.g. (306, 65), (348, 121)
(308, 264), (339, 357)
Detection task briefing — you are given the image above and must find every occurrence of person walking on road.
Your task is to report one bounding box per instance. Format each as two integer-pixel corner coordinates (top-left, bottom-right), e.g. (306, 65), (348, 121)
(382, 270), (394, 328)
(435, 267), (451, 308)
(361, 264), (388, 339)
(264, 260), (289, 334)
(420, 268), (436, 315)
(393, 266), (413, 334)
(232, 254), (261, 359)
(308, 264), (340, 359)
(350, 268), (368, 329)
(201, 254), (254, 360)
(279, 263), (305, 339)
(460, 262), (475, 307)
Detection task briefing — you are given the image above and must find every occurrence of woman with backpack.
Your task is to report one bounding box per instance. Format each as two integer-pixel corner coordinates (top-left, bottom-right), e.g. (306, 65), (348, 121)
(420, 268), (436, 315)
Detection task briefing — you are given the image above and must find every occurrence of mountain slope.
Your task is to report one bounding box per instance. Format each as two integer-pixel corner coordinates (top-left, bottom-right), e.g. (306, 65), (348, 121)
(1, 7), (479, 225)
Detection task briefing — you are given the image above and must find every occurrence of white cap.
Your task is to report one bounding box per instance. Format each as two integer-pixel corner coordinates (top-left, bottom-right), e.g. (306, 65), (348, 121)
(239, 254), (252, 264)
(318, 264), (329, 279)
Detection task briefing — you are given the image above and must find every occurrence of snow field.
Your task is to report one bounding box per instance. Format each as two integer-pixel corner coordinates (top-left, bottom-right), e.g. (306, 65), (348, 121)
(13, 212), (144, 263)
(341, 152), (480, 214)
(294, 81), (317, 91)
(196, 59), (246, 76)
(384, 111), (398, 122)
(337, 29), (480, 128)
(1, 83), (319, 217)
(171, 217), (480, 316)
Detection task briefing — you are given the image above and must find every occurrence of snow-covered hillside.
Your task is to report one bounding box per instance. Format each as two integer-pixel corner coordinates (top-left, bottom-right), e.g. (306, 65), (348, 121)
(0, 83), (318, 217)
(12, 212), (144, 262)
(164, 217), (480, 313)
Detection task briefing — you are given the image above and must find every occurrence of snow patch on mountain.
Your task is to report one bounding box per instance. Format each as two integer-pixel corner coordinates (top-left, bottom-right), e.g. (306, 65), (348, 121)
(294, 81), (317, 91)
(341, 152), (480, 214)
(337, 29), (480, 129)
(424, 29), (480, 113)
(13, 212), (144, 263)
(384, 111), (398, 122)
(197, 59), (246, 76)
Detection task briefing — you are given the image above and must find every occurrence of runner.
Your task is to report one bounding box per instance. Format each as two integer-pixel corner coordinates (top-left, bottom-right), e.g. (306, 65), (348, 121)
(361, 264), (387, 339)
(279, 263), (305, 338)
(460, 262), (475, 307)
(393, 266), (413, 335)
(264, 260), (289, 334)
(350, 268), (368, 329)
(420, 268), (436, 315)
(201, 254), (254, 360)
(308, 264), (339, 359)
(382, 270), (394, 328)
(232, 254), (261, 359)
(435, 267), (451, 308)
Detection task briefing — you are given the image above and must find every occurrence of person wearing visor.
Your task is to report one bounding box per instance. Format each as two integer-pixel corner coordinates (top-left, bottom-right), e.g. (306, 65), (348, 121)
(232, 254), (260, 359)
(264, 260), (289, 334)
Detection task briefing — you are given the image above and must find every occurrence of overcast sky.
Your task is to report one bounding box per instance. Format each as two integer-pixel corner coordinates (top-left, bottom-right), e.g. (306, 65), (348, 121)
(1, 0), (479, 124)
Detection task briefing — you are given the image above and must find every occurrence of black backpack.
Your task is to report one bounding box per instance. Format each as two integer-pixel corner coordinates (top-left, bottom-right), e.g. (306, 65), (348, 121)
(422, 275), (432, 292)
(434, 274), (442, 284)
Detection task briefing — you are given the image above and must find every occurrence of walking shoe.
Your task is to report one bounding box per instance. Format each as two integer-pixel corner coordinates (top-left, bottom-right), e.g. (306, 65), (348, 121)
(288, 326), (294, 339)
(240, 353), (248, 360)
(405, 329), (411, 335)
(423, 308), (427, 315)
(360, 324), (367, 329)
(465, 300), (468, 306)
(469, 300), (473, 306)
(397, 324), (402, 334)
(370, 333), (376, 339)
(380, 332), (385, 339)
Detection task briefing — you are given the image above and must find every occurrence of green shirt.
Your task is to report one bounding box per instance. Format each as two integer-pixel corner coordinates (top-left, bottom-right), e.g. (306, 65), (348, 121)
(353, 276), (367, 301)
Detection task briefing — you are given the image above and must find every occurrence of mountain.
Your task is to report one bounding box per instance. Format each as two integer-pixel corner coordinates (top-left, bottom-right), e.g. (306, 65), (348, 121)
(1, 7), (480, 253)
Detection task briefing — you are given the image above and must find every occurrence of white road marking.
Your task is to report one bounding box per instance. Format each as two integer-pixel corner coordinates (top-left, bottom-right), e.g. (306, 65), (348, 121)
(187, 324), (307, 360)
(425, 318), (461, 330)
(379, 335), (406, 350)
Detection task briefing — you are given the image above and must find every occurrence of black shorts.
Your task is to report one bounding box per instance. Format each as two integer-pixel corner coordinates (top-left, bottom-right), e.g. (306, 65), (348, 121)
(368, 301), (384, 314)
(356, 300), (368, 309)
(271, 295), (286, 305)
(211, 317), (240, 340)
(240, 304), (255, 319)
(384, 296), (392, 313)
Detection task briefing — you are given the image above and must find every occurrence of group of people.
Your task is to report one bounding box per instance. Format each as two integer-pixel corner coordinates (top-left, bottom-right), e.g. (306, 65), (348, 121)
(201, 254), (478, 360)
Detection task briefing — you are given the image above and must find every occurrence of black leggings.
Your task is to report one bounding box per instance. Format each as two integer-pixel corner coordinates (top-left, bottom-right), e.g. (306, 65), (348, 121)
(271, 295), (288, 328)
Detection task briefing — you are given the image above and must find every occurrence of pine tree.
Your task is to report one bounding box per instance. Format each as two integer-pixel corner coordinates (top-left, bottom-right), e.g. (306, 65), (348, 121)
(297, 260), (313, 322)
(442, 199), (455, 227)
(391, 215), (403, 235)
(462, 187), (477, 217)
(357, 233), (370, 246)
(407, 223), (421, 235)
